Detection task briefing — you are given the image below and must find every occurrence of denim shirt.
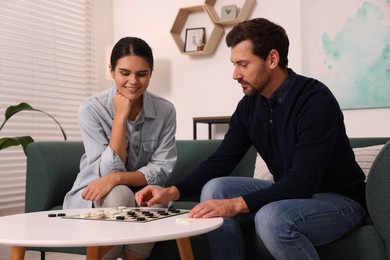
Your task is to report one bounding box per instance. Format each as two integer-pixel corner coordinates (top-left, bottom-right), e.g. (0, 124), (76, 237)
(63, 87), (177, 209)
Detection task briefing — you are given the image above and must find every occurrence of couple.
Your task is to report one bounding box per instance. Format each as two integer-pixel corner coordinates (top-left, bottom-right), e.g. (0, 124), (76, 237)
(64, 18), (367, 260)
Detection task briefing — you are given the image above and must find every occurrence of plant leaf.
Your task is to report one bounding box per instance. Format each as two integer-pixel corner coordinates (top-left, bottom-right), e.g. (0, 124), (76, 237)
(0, 102), (34, 131)
(32, 108), (67, 141)
(0, 102), (67, 140)
(5, 102), (34, 120)
(0, 136), (35, 155)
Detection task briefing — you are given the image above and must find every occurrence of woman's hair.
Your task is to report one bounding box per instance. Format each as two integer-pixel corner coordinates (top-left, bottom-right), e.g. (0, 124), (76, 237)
(110, 37), (154, 71)
(226, 18), (289, 69)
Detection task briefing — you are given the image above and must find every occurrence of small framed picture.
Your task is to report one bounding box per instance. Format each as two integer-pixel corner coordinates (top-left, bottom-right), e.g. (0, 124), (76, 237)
(184, 27), (206, 52)
(221, 5), (237, 20)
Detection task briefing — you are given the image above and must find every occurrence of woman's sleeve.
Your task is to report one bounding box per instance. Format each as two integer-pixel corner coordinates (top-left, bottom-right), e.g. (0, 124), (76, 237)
(138, 104), (177, 186)
(78, 102), (126, 178)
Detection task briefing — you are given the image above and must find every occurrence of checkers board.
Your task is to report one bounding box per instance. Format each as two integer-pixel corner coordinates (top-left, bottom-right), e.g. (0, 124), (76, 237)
(61, 206), (189, 223)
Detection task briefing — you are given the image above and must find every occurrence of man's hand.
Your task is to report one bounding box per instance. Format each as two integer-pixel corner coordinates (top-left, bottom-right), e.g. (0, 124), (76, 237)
(188, 197), (249, 218)
(135, 185), (180, 207)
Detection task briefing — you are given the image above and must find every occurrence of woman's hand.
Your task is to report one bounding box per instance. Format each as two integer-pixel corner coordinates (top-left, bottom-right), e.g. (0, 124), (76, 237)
(113, 92), (132, 121)
(82, 174), (118, 202)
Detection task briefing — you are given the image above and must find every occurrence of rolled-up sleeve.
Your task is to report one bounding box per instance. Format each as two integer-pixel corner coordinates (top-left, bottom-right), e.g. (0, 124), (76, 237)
(100, 146), (127, 173)
(78, 99), (126, 177)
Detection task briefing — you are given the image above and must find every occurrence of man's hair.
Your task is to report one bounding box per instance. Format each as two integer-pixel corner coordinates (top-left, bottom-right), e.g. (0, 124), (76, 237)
(226, 18), (289, 69)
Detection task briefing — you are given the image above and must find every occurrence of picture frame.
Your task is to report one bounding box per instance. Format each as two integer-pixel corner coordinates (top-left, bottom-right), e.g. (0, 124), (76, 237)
(221, 5), (237, 20)
(184, 27), (206, 52)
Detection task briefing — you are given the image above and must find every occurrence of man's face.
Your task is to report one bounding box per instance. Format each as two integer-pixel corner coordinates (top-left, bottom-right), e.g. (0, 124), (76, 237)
(230, 40), (271, 96)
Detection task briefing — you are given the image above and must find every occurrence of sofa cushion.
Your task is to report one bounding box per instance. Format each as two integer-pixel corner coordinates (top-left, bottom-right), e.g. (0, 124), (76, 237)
(254, 144), (385, 182)
(353, 144), (384, 181)
(253, 154), (273, 181)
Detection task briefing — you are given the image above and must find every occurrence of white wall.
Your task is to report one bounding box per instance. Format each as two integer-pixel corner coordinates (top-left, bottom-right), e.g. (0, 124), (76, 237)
(94, 0), (114, 89)
(96, 0), (390, 139)
(343, 108), (390, 137)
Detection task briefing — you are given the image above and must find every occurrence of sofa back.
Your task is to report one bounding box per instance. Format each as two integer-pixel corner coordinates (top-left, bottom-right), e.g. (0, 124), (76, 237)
(25, 138), (389, 213)
(165, 140), (257, 186)
(25, 141), (85, 212)
(25, 140), (256, 212)
(349, 137), (390, 148)
(165, 140), (257, 201)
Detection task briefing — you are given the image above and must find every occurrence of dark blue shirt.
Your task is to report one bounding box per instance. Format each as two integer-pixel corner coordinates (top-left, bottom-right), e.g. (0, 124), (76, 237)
(175, 69), (366, 213)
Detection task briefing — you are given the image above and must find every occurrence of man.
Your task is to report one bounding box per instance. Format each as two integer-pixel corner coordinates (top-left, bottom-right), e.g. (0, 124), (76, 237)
(135, 18), (366, 260)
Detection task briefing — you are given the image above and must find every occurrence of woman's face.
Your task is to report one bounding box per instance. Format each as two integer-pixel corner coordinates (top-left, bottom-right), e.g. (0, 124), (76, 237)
(110, 55), (152, 102)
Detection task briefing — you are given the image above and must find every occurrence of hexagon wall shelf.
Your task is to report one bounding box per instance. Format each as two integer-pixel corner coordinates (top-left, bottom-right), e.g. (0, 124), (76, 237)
(204, 0), (256, 26)
(171, 0), (256, 55)
(170, 5), (224, 56)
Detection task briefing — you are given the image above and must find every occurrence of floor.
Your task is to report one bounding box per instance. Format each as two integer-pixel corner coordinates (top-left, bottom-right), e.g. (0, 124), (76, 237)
(0, 245), (85, 260)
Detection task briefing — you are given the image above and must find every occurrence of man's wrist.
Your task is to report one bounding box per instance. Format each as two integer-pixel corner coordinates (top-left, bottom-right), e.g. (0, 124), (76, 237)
(167, 186), (180, 201)
(232, 197), (250, 213)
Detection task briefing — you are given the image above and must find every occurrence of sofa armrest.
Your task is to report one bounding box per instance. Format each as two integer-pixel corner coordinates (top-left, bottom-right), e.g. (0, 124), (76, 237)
(366, 140), (390, 259)
(25, 141), (84, 212)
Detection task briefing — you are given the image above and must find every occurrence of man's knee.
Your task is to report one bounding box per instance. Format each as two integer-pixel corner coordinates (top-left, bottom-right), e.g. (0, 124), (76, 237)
(255, 202), (288, 238)
(200, 178), (226, 201)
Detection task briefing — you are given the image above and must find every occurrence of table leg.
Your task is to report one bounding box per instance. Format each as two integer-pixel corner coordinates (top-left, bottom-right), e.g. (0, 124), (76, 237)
(86, 246), (113, 260)
(176, 237), (194, 260)
(10, 246), (26, 260)
(193, 121), (197, 140)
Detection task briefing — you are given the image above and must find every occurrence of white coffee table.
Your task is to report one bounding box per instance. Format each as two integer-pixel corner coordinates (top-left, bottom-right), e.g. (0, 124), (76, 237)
(0, 208), (223, 260)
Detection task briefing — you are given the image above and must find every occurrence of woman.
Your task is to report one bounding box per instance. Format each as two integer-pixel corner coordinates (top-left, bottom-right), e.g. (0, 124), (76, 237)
(63, 37), (177, 260)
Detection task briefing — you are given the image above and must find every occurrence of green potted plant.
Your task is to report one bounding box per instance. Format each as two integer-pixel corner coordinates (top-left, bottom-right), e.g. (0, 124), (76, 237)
(0, 102), (67, 155)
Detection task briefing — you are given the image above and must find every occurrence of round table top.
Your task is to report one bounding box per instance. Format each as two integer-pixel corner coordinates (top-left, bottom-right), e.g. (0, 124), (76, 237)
(0, 208), (223, 247)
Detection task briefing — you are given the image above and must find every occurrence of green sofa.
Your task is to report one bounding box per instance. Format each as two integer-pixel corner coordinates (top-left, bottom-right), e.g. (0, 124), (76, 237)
(25, 138), (390, 259)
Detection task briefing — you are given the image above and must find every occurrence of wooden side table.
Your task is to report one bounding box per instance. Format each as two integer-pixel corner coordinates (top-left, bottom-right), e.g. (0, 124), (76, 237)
(193, 116), (231, 140)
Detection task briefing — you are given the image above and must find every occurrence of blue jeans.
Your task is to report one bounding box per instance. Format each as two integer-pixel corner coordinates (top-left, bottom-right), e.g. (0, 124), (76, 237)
(201, 177), (367, 260)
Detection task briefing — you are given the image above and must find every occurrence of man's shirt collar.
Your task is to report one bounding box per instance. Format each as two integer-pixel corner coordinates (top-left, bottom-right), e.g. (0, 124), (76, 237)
(268, 68), (296, 107)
